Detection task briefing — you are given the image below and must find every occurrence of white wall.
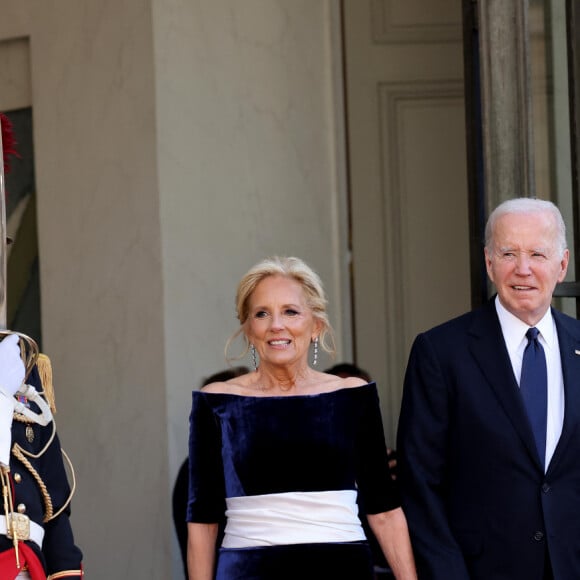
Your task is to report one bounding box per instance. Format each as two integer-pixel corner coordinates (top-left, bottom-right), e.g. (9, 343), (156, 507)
(1, 1), (349, 577)
(153, 2), (350, 574)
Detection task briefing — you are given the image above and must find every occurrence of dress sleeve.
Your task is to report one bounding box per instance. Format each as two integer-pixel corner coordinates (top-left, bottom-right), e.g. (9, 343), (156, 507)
(186, 392), (226, 523)
(355, 385), (400, 514)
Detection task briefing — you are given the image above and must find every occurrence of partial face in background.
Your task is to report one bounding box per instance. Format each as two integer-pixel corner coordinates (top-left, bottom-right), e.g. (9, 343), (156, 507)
(485, 210), (569, 326)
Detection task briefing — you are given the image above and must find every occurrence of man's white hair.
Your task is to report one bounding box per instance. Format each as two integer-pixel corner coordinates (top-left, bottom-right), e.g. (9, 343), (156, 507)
(485, 197), (567, 257)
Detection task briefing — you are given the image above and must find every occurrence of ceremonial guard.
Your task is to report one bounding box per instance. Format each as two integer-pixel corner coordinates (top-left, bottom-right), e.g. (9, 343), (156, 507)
(0, 113), (83, 579)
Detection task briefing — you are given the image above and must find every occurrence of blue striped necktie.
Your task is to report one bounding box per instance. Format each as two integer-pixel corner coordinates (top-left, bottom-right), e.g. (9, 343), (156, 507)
(520, 327), (547, 468)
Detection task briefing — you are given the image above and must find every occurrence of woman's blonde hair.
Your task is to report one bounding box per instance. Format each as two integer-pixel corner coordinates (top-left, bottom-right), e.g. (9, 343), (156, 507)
(226, 256), (336, 361)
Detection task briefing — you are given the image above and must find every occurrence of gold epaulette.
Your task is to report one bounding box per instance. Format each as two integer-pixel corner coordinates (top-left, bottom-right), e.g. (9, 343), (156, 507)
(37, 353), (56, 413)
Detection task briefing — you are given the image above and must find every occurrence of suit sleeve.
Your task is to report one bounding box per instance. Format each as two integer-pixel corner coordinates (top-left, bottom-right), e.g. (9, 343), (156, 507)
(9, 365), (83, 579)
(40, 431), (83, 578)
(32, 366), (83, 579)
(396, 332), (470, 579)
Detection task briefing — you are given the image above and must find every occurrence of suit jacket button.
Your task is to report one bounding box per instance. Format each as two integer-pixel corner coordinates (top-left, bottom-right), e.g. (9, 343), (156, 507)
(533, 531), (544, 541)
(542, 483), (550, 493)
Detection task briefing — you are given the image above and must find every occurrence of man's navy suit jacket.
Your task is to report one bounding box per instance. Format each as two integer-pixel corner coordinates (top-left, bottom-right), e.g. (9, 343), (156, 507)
(397, 300), (580, 579)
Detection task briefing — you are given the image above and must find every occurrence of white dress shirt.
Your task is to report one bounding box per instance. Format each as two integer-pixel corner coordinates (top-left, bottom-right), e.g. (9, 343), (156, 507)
(494, 296), (564, 471)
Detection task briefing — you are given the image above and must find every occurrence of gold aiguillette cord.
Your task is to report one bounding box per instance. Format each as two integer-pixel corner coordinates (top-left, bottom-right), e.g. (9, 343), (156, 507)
(1, 466), (19, 568)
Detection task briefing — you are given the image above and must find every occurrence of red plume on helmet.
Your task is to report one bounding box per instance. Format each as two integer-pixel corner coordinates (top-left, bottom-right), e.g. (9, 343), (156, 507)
(0, 112), (20, 175)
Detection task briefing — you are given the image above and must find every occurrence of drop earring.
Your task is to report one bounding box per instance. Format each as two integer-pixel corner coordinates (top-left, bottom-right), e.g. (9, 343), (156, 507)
(312, 337), (319, 366)
(250, 344), (258, 371)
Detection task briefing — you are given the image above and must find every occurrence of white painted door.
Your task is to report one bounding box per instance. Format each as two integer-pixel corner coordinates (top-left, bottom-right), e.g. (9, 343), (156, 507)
(343, 0), (471, 443)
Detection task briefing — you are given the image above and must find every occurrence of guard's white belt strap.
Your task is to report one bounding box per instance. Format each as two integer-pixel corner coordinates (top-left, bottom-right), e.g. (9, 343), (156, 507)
(222, 489), (365, 548)
(0, 514), (44, 548)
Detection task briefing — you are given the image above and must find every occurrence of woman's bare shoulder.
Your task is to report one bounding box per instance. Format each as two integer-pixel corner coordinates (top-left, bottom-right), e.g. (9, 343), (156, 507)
(200, 381), (230, 394)
(340, 375), (372, 388)
(201, 372), (255, 395)
(306, 372), (371, 394)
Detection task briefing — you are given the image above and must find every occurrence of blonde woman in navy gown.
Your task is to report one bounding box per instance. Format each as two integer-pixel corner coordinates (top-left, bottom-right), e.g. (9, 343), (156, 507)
(187, 257), (417, 579)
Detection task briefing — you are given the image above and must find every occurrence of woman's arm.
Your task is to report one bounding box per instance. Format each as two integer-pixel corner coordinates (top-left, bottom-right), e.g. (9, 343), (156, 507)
(367, 507), (417, 580)
(187, 522), (218, 580)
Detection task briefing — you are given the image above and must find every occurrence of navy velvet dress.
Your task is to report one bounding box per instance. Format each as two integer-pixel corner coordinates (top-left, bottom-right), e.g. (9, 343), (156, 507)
(187, 382), (399, 580)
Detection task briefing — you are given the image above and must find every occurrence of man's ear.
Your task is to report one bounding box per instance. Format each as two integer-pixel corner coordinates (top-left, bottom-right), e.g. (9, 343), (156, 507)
(558, 249), (570, 283)
(484, 247), (495, 284)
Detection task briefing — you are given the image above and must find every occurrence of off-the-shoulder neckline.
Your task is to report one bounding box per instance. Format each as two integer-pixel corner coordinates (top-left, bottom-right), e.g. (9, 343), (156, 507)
(195, 381), (376, 399)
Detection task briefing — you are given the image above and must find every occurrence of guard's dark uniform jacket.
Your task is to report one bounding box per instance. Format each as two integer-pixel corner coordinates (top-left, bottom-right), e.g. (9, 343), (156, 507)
(0, 361), (83, 579)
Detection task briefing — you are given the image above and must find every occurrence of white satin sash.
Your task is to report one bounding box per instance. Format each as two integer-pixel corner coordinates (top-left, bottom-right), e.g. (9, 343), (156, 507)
(222, 489), (365, 548)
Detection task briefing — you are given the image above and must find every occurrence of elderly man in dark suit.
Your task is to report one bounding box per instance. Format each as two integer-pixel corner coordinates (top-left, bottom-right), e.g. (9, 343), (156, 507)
(397, 197), (577, 579)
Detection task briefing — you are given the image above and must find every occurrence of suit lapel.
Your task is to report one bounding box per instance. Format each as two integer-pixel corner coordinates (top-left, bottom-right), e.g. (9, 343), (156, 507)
(467, 301), (541, 467)
(547, 310), (580, 473)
